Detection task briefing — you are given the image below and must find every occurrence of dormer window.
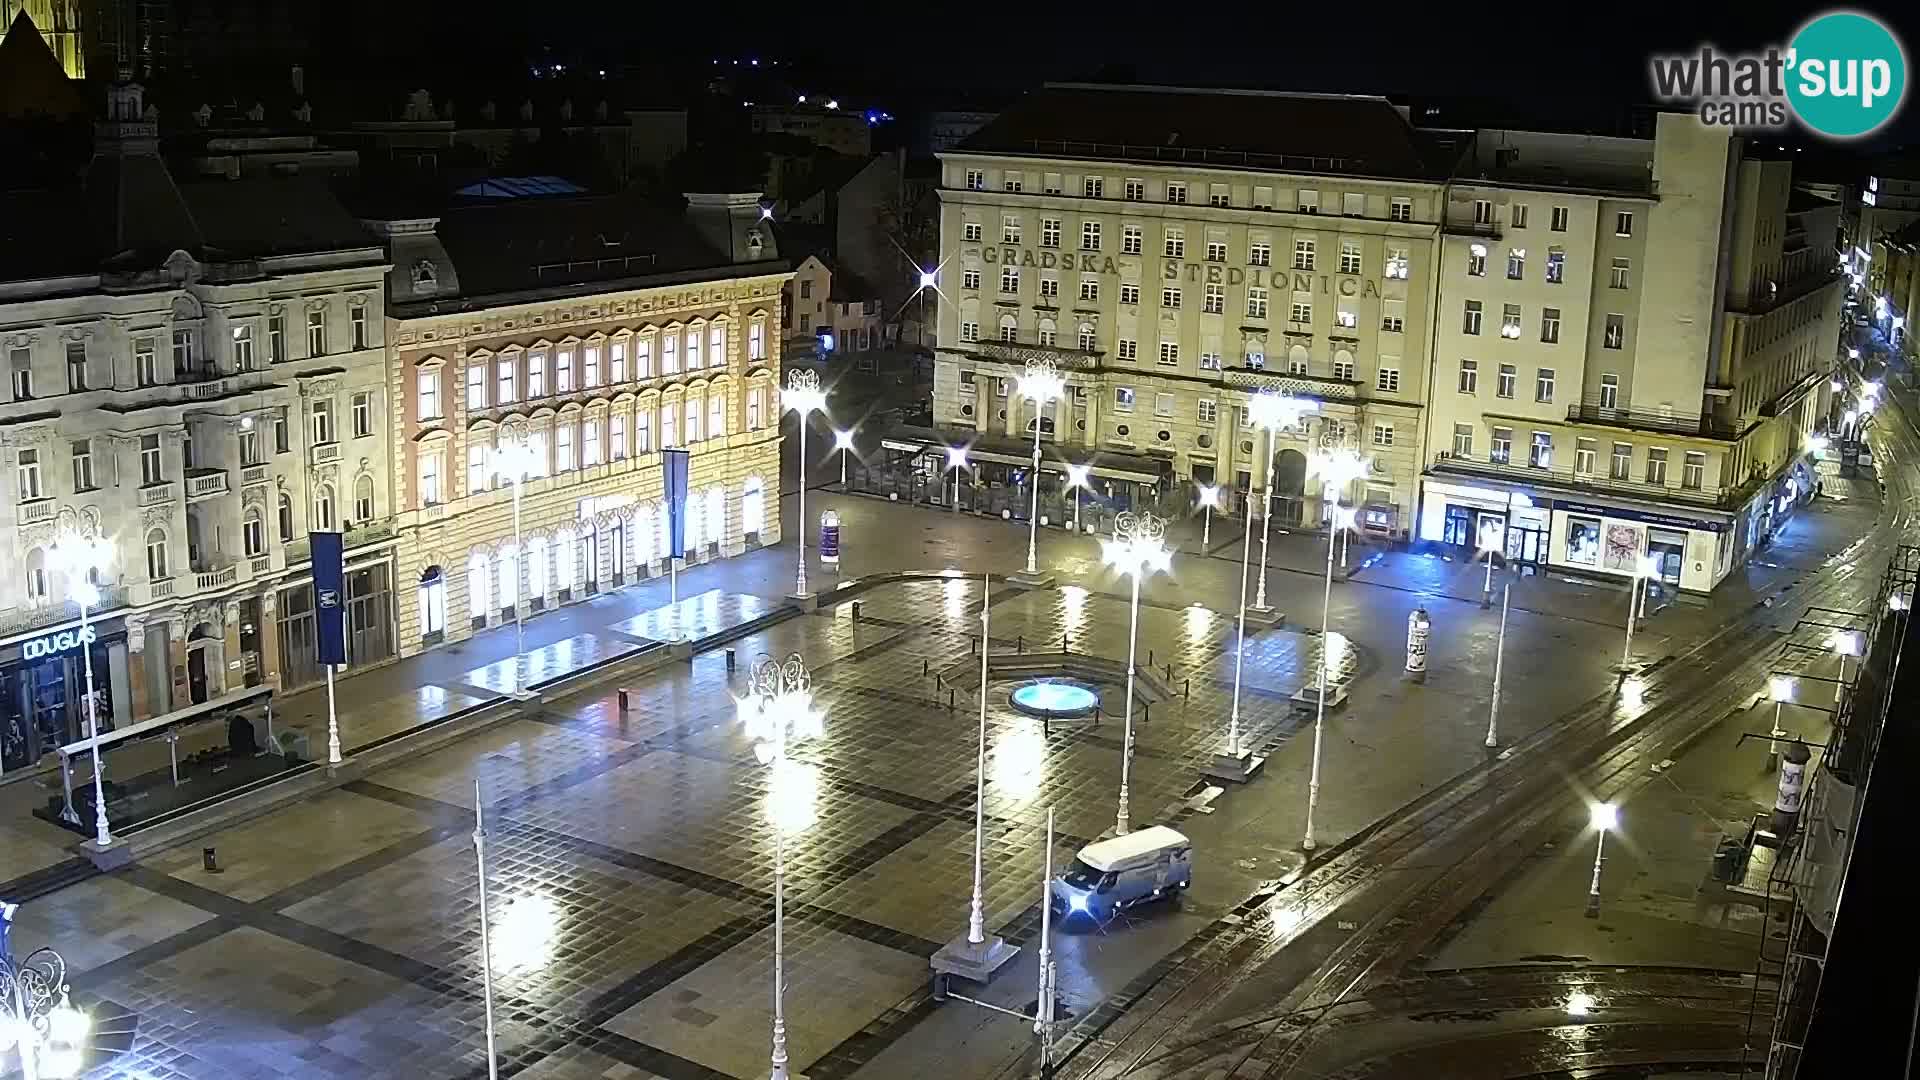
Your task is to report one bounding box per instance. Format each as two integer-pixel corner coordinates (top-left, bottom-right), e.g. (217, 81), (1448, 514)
(413, 260), (438, 291)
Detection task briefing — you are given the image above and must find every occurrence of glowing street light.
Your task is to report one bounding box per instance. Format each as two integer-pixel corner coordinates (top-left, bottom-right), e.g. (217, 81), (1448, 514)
(1017, 359), (1067, 578)
(1586, 802), (1618, 917)
(1302, 500), (1359, 851)
(1247, 392), (1317, 612)
(50, 528), (114, 845)
(832, 428), (857, 488)
(1064, 463), (1091, 535)
(1318, 448), (1369, 570)
(1766, 675), (1795, 773)
(1102, 511), (1170, 834)
(736, 653), (827, 1080)
(0, 944), (91, 1079)
(1476, 520), (1502, 609)
(1196, 484), (1219, 550)
(783, 369), (828, 597)
(1831, 630), (1862, 705)
(945, 445), (969, 515)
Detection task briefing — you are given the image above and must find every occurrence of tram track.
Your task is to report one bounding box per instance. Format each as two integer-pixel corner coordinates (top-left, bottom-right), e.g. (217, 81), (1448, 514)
(1045, 386), (1920, 1080)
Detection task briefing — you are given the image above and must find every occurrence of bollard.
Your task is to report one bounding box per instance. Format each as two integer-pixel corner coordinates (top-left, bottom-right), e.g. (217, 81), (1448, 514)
(618, 688), (631, 712)
(923, 659), (930, 677)
(1143, 702), (1151, 723)
(725, 648), (737, 674)
(1063, 632), (1070, 653)
(936, 674), (944, 693)
(203, 846), (223, 874)
(1164, 663), (1173, 682)
(971, 635), (978, 656)
(1184, 678), (1191, 699)
(1018, 634), (1025, 654)
(948, 689), (956, 711)
(852, 601), (863, 623)
(1148, 649), (1155, 668)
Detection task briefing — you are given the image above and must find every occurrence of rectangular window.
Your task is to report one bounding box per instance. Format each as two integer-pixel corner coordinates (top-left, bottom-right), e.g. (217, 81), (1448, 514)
(1340, 241), (1362, 274)
(1203, 283), (1223, 313)
(1473, 199), (1493, 224)
(1550, 205), (1569, 231)
(1080, 278), (1099, 302)
(498, 358), (517, 403)
(1599, 373), (1619, 410)
(1458, 358), (1479, 393)
(1383, 248), (1409, 283)
(1546, 248), (1565, 283)
(135, 338), (157, 387)
(1293, 238), (1315, 270)
(1153, 392), (1175, 417)
(1297, 189), (1320, 213)
(1247, 287), (1268, 318)
(1120, 283), (1140, 305)
(420, 453), (442, 505)
(1615, 211), (1634, 236)
(681, 333), (699, 373)
(230, 326), (254, 371)
(1210, 185), (1231, 208)
(709, 394), (726, 438)
(1002, 172), (1023, 193)
(1039, 277), (1059, 300)
(963, 268), (981, 290)
(1290, 298), (1312, 324)
(1157, 341), (1179, 366)
(1390, 197), (1412, 222)
(1206, 240), (1227, 263)
(70, 438), (95, 491)
(1529, 431), (1552, 469)
(663, 334), (679, 373)
(1683, 451), (1706, 491)
(1081, 221), (1101, 250)
(268, 316), (286, 363)
(417, 370), (441, 419)
(1372, 423), (1394, 447)
(1250, 242), (1271, 267)
(585, 346), (602, 387)
(1377, 366), (1400, 393)
(1083, 176), (1103, 198)
(1335, 304), (1358, 329)
(1164, 228), (1185, 258)
(1002, 215), (1021, 244)
(63, 342), (86, 392)
(637, 338), (654, 377)
(1467, 246), (1487, 276)
(467, 364), (487, 408)
(1000, 321), (1018, 343)
(1609, 257), (1631, 289)
(1565, 516), (1601, 566)
(1511, 203), (1529, 228)
(468, 444), (488, 493)
(1123, 225), (1143, 255)
(1333, 356), (1355, 380)
(274, 408), (289, 453)
(172, 329), (192, 373)
(353, 391), (373, 436)
(1081, 327), (1098, 351)
(1463, 300), (1483, 335)
(1575, 438), (1597, 475)
(556, 424), (575, 470)
(528, 351), (548, 396)
(1497, 363), (1516, 398)
(1610, 442), (1632, 480)
(963, 222), (982, 242)
(140, 434), (163, 485)
(1381, 298), (1405, 333)
(306, 309), (327, 356)
(351, 306), (369, 350)
(1645, 448), (1668, 485)
(1604, 314), (1625, 350)
(310, 398), (335, 444)
(637, 409), (653, 451)
(1199, 351), (1221, 370)
(1288, 351), (1309, 375)
(1198, 399), (1217, 424)
(1041, 218), (1060, 247)
(1001, 266), (1020, 294)
(15, 448), (40, 500)
(1117, 339), (1137, 361)
(960, 322), (979, 343)
(611, 414), (627, 459)
(1342, 192), (1366, 217)
(1452, 423), (1474, 457)
(1506, 247), (1525, 279)
(1166, 181), (1187, 204)
(1541, 307), (1561, 343)
(1535, 368), (1556, 403)
(965, 169), (984, 190)
(1501, 303), (1522, 338)
(748, 321), (765, 361)
(1114, 387), (1135, 411)
(610, 342), (626, 382)
(1490, 426), (1512, 464)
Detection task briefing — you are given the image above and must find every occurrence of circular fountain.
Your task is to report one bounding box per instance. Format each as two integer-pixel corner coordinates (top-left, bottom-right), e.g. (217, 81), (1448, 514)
(1009, 679), (1101, 720)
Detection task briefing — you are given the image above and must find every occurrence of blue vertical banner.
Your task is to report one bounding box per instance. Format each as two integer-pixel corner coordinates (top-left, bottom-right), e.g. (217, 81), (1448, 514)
(311, 530), (347, 666)
(663, 449), (690, 559)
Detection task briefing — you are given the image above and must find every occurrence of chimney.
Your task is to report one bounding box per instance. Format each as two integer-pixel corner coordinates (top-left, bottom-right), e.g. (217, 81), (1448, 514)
(684, 192), (778, 264)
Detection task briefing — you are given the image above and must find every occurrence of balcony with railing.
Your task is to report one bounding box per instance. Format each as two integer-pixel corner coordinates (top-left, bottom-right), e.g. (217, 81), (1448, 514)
(241, 464), (271, 488)
(137, 483), (176, 508)
(968, 340), (1101, 370)
(1429, 450), (1751, 509)
(1223, 367), (1360, 402)
(16, 499), (56, 525)
(0, 585), (130, 637)
(185, 468), (230, 501)
(309, 442), (341, 465)
(1565, 399), (1744, 440)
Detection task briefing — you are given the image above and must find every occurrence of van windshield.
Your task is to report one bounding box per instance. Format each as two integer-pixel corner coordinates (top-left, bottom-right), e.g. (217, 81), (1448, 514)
(1061, 858), (1105, 888)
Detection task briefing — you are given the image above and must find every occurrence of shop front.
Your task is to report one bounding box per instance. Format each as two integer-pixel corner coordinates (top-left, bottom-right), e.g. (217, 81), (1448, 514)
(1547, 499), (1732, 593)
(1420, 480), (1542, 568)
(276, 556), (397, 691)
(1, 617), (132, 775)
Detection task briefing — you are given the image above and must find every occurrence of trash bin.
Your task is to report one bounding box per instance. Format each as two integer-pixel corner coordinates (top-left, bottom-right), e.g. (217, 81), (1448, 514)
(1712, 837), (1747, 883)
(276, 726), (312, 762)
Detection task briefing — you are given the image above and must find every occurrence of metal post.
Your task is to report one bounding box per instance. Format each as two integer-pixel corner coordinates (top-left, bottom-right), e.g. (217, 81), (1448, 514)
(1036, 805), (1056, 1072)
(1620, 574), (1641, 669)
(325, 663), (341, 766)
(1227, 504), (1253, 758)
(1072, 487), (1080, 535)
(1201, 502), (1212, 550)
(1485, 583), (1509, 748)
(512, 475), (525, 694)
(1117, 568), (1141, 835)
(968, 576), (990, 945)
(952, 464), (960, 513)
(80, 593), (110, 848)
(1586, 827), (1606, 915)
(1026, 413), (1043, 575)
(796, 418), (809, 596)
(474, 778), (499, 1080)
(770, 809), (790, 1080)
(1303, 502), (1337, 851)
(1769, 698), (1785, 772)
(840, 447), (848, 488)
(1254, 426), (1276, 610)
(1481, 548), (1494, 608)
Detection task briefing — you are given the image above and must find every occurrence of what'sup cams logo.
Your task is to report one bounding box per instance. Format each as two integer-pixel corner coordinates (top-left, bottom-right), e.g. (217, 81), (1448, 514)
(1650, 10), (1908, 138)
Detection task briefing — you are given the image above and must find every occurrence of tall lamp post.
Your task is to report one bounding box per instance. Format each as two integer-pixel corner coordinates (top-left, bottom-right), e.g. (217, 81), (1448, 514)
(1830, 630), (1862, 705)
(1196, 484), (1218, 551)
(1767, 675), (1794, 773)
(1248, 392), (1316, 613)
(1585, 802), (1619, 918)
(0, 945), (92, 1080)
(737, 653), (827, 1080)
(1616, 554), (1660, 672)
(945, 446), (969, 514)
(1210, 473), (1262, 782)
(1017, 359), (1066, 580)
(1477, 522), (1501, 609)
(51, 530), (113, 849)
(1102, 511), (1170, 835)
(783, 369), (828, 597)
(495, 433), (539, 699)
(1485, 583), (1511, 748)
(832, 429), (857, 489)
(1064, 463), (1091, 535)
(1302, 448), (1368, 852)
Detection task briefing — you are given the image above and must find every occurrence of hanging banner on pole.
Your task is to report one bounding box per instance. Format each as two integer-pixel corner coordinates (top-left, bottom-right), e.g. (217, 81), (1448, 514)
(311, 530), (347, 666)
(663, 449), (690, 560)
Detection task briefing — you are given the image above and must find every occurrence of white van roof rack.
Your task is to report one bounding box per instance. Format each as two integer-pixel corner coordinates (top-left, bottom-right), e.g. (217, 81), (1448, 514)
(1077, 826), (1190, 871)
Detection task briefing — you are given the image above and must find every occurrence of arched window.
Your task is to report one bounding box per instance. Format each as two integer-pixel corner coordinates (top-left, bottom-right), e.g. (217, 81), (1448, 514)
(705, 486), (725, 546)
(629, 509), (650, 565)
(998, 313), (1019, 342)
(1287, 343), (1311, 375)
(25, 548), (48, 602)
(553, 527), (574, 591)
(467, 552), (489, 620)
(743, 477), (766, 535)
(146, 528), (169, 580)
(243, 507), (264, 557)
(418, 566), (447, 640)
(312, 484), (335, 531)
(497, 543), (519, 611)
(278, 493), (295, 541)
(1078, 323), (1096, 351)
(527, 535), (548, 598)
(354, 474), (375, 522)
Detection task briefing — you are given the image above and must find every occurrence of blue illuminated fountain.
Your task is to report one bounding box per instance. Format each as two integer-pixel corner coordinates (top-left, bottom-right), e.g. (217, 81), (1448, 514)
(1009, 680), (1101, 720)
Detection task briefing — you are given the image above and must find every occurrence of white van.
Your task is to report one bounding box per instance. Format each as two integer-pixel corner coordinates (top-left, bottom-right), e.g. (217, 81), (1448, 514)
(1050, 826), (1192, 921)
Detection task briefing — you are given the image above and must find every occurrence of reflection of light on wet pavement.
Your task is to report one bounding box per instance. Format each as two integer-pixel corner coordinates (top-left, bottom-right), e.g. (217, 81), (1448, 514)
(945, 578), (970, 618)
(1061, 585), (1089, 637)
(1323, 631), (1351, 673)
(991, 718), (1048, 800)
(766, 758), (820, 835)
(1563, 989), (1596, 1017)
(1619, 675), (1646, 712)
(1269, 901), (1304, 935)
(491, 891), (560, 974)
(1185, 604), (1213, 643)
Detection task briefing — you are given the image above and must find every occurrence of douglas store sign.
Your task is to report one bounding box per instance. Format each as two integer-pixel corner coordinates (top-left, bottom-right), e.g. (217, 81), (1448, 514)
(22, 626), (96, 661)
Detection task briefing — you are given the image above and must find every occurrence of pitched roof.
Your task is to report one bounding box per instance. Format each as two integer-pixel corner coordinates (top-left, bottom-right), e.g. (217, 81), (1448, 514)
(955, 84), (1452, 181)
(0, 10), (85, 120)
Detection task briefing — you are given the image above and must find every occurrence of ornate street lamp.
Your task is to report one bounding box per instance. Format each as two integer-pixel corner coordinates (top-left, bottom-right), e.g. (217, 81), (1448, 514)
(1246, 392), (1317, 612)
(1064, 463), (1092, 535)
(783, 370), (828, 597)
(50, 529), (113, 847)
(0, 944), (91, 1080)
(832, 429), (857, 488)
(736, 653), (827, 1080)
(1101, 512), (1170, 834)
(1585, 802), (1619, 918)
(1016, 359), (1066, 579)
(1196, 484), (1219, 550)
